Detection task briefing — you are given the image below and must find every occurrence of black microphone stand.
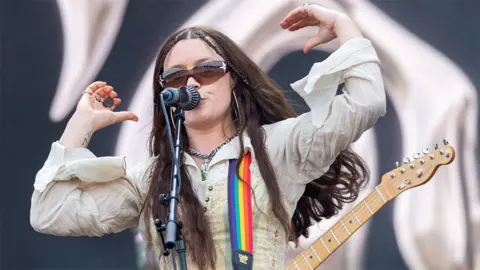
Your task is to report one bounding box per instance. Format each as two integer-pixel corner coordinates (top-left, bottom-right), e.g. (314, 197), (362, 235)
(155, 107), (188, 270)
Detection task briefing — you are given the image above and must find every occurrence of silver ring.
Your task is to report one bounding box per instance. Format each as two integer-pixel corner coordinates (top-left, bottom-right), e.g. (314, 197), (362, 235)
(82, 88), (93, 95)
(302, 3), (309, 16)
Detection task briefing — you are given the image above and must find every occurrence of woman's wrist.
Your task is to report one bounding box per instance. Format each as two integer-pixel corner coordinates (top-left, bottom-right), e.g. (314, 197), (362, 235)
(58, 112), (95, 149)
(334, 15), (364, 45)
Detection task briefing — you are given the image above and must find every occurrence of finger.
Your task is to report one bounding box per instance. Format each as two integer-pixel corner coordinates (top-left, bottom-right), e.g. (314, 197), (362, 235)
(92, 92), (103, 102)
(280, 7), (308, 29)
(109, 90), (118, 99)
(111, 98), (121, 110)
(304, 25), (337, 53)
(86, 81), (106, 92)
(113, 98), (121, 107)
(114, 111), (138, 123)
(94, 86), (112, 99)
(280, 11), (305, 29)
(304, 36), (324, 54)
(103, 85), (113, 95)
(288, 19), (318, 31)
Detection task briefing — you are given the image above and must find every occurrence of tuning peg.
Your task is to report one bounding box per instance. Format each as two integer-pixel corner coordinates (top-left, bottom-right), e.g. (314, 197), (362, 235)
(434, 143), (439, 150)
(413, 153), (422, 159)
(443, 139), (449, 145)
(422, 148), (429, 154)
(395, 161), (400, 168)
(403, 157), (411, 164)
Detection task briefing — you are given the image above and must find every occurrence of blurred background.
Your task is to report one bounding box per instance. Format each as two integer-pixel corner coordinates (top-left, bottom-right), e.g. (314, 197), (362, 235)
(2, 0), (480, 269)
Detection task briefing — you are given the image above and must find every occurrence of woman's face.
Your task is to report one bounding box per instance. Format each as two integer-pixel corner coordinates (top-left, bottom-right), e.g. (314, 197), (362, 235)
(162, 38), (233, 129)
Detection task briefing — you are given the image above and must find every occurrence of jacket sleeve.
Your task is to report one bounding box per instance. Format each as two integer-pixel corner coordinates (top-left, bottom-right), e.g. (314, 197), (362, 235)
(30, 141), (154, 237)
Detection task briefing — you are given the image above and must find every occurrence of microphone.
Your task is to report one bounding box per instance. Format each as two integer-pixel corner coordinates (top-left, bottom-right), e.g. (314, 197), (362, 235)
(161, 85), (201, 111)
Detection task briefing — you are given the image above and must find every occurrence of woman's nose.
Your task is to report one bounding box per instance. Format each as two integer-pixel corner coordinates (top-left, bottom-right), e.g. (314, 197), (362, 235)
(186, 76), (201, 88)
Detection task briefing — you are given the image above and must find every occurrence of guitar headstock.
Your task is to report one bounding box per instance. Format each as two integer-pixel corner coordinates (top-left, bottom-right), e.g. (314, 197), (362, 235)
(381, 139), (455, 198)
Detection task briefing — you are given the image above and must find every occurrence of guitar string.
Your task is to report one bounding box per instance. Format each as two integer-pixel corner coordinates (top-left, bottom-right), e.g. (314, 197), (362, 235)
(289, 187), (385, 270)
(287, 184), (387, 270)
(288, 189), (383, 270)
(288, 185), (386, 270)
(288, 152), (443, 269)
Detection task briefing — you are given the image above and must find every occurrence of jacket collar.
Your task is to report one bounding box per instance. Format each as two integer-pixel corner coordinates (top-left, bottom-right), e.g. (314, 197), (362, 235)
(183, 134), (254, 168)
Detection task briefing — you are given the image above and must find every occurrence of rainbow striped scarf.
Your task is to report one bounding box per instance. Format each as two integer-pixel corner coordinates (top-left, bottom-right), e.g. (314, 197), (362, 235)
(228, 152), (254, 270)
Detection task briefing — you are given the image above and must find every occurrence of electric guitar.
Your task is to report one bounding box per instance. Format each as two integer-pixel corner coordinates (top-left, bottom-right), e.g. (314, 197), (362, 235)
(286, 140), (455, 270)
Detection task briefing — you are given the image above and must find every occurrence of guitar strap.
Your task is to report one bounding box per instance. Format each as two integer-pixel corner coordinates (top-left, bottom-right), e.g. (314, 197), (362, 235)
(227, 152), (254, 270)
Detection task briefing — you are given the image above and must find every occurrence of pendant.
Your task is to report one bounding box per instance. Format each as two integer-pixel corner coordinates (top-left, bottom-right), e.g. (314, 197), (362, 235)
(201, 162), (209, 181)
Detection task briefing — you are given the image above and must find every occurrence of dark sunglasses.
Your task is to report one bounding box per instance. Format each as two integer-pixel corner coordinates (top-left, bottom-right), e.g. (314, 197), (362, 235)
(159, 60), (228, 88)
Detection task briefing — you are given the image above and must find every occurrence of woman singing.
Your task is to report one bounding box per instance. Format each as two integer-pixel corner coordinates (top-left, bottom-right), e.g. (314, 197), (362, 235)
(30, 4), (386, 269)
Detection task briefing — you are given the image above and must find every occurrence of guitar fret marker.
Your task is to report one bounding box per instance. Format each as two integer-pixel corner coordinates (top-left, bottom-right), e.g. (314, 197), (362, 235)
(376, 187), (387, 203)
(301, 254), (313, 270)
(364, 201), (374, 214)
(340, 220), (351, 235)
(310, 246), (321, 262)
(320, 238), (331, 254)
(330, 229), (340, 244)
(352, 211), (362, 225)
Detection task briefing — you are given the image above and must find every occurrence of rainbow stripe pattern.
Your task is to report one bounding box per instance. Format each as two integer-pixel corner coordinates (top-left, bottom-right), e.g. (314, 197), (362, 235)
(228, 152), (253, 255)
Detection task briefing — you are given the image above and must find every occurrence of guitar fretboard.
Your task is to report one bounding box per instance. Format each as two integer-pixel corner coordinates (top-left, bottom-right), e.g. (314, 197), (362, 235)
(287, 184), (390, 270)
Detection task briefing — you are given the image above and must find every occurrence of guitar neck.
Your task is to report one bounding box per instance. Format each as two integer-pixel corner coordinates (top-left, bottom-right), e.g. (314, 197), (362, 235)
(287, 184), (392, 270)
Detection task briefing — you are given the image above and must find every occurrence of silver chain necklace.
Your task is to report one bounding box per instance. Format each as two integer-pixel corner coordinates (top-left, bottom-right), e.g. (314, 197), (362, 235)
(187, 135), (237, 181)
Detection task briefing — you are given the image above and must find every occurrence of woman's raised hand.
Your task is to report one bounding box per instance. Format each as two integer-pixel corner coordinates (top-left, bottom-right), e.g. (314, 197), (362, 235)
(77, 81), (138, 132)
(280, 4), (363, 53)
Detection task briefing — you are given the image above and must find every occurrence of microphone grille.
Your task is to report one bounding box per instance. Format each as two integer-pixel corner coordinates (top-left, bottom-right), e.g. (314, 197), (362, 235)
(184, 85), (201, 111)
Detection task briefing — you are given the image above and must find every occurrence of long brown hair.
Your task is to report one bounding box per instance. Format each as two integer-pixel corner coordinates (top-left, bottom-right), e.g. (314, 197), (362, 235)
(143, 26), (369, 269)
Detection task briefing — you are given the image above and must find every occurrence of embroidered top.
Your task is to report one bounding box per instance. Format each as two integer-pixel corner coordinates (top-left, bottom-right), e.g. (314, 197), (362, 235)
(30, 38), (386, 269)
